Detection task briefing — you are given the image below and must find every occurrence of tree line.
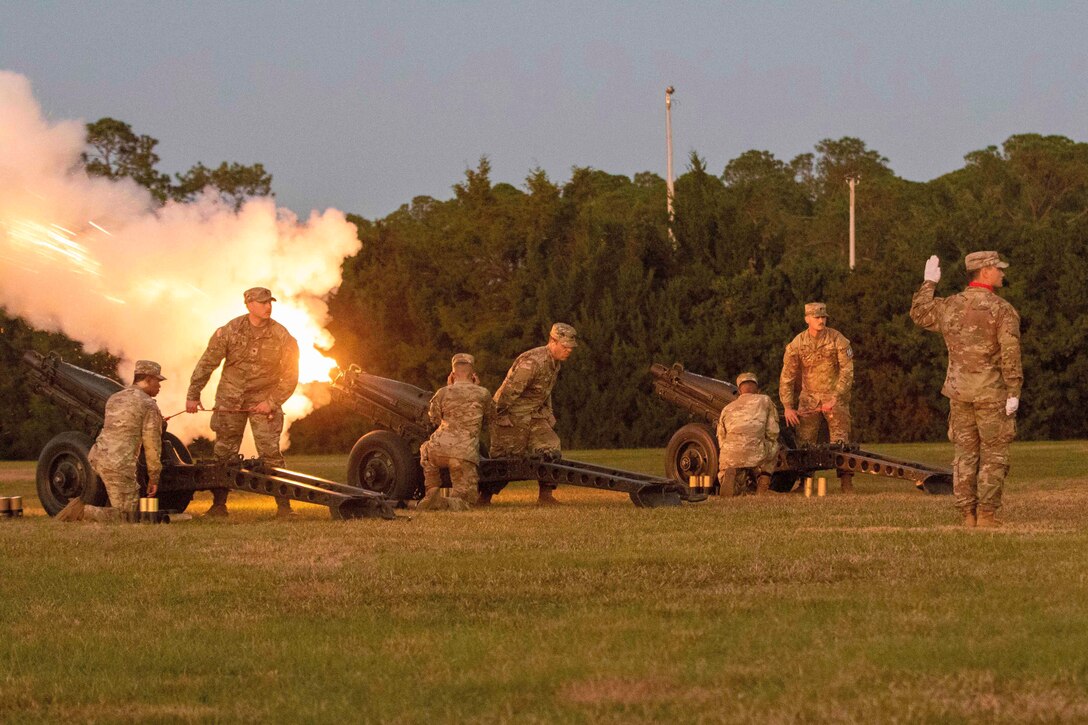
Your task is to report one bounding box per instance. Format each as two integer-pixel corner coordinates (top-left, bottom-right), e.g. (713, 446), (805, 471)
(3, 121), (1087, 458)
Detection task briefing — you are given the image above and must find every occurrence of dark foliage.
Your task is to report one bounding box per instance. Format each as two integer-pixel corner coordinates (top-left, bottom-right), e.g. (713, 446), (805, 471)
(6, 131), (1087, 458)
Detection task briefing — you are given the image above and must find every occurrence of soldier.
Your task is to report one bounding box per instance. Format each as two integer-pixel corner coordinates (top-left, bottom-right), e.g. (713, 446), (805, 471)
(779, 302), (856, 492)
(717, 372), (780, 496)
(483, 322), (577, 506)
(186, 287), (300, 518)
(83, 360), (166, 522)
(910, 252), (1022, 528)
(418, 353), (495, 511)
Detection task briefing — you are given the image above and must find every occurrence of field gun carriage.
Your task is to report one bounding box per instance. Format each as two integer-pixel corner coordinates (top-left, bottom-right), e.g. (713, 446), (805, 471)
(330, 365), (693, 508)
(650, 362), (954, 495)
(22, 351), (396, 519)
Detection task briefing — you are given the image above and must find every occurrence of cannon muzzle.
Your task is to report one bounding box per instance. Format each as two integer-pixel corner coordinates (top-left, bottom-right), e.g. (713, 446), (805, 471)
(650, 362), (738, 425)
(330, 364), (434, 445)
(22, 350), (124, 430)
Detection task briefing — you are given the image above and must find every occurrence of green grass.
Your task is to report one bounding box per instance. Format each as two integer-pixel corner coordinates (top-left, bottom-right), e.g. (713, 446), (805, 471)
(2, 441), (1088, 723)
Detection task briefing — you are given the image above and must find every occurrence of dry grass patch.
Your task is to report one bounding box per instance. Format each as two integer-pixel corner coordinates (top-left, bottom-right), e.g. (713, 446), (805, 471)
(560, 675), (681, 705)
(2, 445), (1088, 722)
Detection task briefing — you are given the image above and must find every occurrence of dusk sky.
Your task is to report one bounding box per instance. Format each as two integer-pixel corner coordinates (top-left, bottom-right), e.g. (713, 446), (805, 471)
(2, 1), (1085, 219)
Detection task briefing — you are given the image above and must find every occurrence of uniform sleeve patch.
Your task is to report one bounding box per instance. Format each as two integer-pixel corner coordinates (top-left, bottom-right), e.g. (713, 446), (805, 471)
(846, 346), (854, 358)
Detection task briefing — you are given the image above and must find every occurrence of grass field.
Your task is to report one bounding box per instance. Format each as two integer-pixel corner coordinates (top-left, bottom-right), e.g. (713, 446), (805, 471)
(2, 441), (1087, 723)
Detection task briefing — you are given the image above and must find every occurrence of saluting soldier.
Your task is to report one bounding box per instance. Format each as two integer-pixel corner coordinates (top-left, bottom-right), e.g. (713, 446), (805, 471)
(910, 252), (1022, 528)
(85, 360), (166, 522)
(418, 353), (495, 511)
(779, 302), (856, 492)
(186, 287), (300, 518)
(717, 372), (780, 496)
(483, 322), (577, 506)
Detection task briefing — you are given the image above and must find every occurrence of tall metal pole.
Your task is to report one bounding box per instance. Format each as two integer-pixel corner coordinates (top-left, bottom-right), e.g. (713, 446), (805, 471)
(665, 85), (675, 245)
(846, 175), (858, 269)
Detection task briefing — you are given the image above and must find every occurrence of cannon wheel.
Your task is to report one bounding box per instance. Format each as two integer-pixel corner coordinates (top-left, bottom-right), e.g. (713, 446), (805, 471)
(36, 431), (107, 515)
(346, 430), (423, 501)
(664, 423), (719, 490)
(136, 433), (196, 513)
(769, 471), (802, 493)
(769, 426), (801, 493)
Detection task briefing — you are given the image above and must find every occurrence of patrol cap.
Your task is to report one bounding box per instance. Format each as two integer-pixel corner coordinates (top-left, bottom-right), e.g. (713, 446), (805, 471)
(549, 322), (578, 348)
(804, 302), (829, 318)
(964, 251), (1009, 271)
(244, 287), (277, 303)
(736, 371), (759, 386)
(451, 353), (475, 369)
(133, 360), (166, 381)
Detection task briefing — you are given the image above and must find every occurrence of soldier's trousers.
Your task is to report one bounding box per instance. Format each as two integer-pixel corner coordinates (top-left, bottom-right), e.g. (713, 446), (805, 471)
(795, 392), (851, 445)
(488, 414), (561, 492)
(718, 452), (776, 496)
(212, 409), (289, 506)
(948, 399), (1015, 512)
(420, 446), (478, 504)
(93, 466), (139, 518)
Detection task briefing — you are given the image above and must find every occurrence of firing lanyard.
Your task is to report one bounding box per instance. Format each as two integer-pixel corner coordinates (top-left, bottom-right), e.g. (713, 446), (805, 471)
(162, 405), (257, 421)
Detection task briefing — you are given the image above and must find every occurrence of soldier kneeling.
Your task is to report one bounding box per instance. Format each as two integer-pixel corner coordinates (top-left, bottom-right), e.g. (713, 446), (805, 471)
(717, 372), (780, 496)
(418, 354), (495, 511)
(59, 360), (166, 523)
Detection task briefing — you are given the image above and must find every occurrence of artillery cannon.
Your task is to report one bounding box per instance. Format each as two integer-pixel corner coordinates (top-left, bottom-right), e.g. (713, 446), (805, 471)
(650, 362), (954, 495)
(22, 351), (396, 519)
(330, 364), (692, 508)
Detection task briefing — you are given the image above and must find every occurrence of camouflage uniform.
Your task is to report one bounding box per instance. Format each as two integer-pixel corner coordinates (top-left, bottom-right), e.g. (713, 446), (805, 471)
(910, 253), (1022, 515)
(486, 323), (577, 501)
(419, 354), (495, 509)
(188, 289), (299, 511)
(87, 360), (166, 519)
(717, 376), (779, 495)
(187, 313), (299, 465)
(779, 312), (855, 445)
(490, 345), (562, 459)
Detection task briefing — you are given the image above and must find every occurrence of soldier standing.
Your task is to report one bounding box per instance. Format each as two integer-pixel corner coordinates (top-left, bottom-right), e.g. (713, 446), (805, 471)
(186, 287), (300, 518)
(910, 252), (1022, 528)
(779, 302), (856, 492)
(84, 360), (166, 522)
(418, 353), (495, 511)
(717, 372), (780, 496)
(483, 322), (578, 506)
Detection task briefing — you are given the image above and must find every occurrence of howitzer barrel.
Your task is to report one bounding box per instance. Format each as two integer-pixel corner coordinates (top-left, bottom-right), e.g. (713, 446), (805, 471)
(330, 365), (434, 444)
(22, 350), (124, 429)
(650, 362), (738, 425)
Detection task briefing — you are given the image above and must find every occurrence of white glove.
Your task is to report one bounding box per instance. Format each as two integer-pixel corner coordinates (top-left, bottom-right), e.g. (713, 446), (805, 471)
(1005, 397), (1019, 416)
(924, 255), (941, 283)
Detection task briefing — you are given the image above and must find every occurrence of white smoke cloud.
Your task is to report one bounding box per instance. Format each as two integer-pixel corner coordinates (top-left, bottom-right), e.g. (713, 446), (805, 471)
(0, 70), (360, 453)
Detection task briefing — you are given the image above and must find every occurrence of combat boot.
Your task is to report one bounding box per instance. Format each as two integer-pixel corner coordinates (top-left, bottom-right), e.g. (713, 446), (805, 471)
(839, 472), (855, 494)
(961, 507), (977, 528)
(55, 498), (86, 522)
(537, 485), (561, 506)
(977, 509), (1002, 528)
(475, 488), (493, 507)
(417, 489), (444, 511)
(755, 474), (772, 496)
(204, 488), (229, 518)
(446, 497), (471, 512)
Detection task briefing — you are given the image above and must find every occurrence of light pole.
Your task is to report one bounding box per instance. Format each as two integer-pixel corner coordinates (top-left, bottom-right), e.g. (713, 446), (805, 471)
(846, 175), (859, 269)
(665, 85), (675, 245)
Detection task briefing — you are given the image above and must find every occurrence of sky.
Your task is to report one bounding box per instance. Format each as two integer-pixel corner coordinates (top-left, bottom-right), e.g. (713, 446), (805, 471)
(2, 1), (1086, 220)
